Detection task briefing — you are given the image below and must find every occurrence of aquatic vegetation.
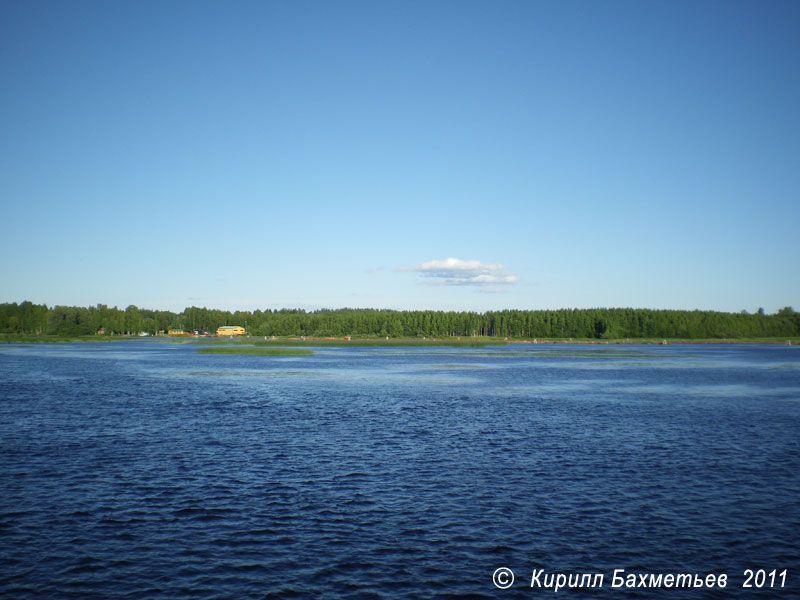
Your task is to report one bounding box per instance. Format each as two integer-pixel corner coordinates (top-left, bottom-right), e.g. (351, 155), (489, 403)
(196, 347), (313, 356)
(250, 338), (504, 348)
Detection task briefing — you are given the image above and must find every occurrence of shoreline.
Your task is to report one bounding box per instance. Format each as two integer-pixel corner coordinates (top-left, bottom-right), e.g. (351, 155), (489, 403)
(508, 338), (796, 345)
(1, 334), (796, 346)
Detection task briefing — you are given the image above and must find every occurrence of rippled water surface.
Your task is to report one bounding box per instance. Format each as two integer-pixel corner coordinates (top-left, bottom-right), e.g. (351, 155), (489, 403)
(1, 341), (798, 598)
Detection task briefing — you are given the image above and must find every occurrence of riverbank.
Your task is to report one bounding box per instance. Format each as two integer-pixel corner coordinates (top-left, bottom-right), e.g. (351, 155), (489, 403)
(2, 334), (797, 346)
(508, 337), (798, 345)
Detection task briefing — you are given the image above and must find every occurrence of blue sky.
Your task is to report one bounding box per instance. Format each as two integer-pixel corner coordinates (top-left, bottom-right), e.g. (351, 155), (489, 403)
(2, 0), (798, 313)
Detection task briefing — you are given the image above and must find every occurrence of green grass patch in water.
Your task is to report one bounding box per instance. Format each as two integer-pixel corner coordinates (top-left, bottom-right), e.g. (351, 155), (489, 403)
(251, 338), (505, 348)
(196, 347), (313, 356)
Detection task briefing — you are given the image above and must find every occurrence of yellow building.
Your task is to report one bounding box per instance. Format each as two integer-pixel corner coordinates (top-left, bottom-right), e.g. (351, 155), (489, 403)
(217, 325), (246, 336)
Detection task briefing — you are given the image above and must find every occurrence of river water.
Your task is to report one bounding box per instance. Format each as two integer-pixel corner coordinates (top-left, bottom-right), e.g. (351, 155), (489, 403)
(1, 341), (798, 598)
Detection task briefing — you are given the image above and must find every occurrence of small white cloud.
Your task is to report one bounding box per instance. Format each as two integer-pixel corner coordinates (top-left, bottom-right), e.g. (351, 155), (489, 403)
(400, 257), (518, 286)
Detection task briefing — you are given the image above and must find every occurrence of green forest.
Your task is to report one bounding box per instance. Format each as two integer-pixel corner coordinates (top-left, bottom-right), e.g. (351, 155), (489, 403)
(1, 301), (798, 340)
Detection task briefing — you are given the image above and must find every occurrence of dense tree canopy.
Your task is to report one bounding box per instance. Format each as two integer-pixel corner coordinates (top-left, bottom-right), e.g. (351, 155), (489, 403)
(1, 302), (798, 339)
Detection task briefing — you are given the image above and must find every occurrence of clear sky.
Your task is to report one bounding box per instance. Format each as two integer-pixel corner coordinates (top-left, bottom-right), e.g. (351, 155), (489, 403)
(2, 0), (798, 314)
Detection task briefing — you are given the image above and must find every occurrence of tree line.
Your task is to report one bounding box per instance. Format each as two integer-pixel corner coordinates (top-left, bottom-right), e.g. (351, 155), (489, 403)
(1, 301), (798, 339)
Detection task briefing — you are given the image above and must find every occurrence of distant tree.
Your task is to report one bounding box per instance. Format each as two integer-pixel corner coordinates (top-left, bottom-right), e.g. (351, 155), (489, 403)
(125, 305), (142, 334)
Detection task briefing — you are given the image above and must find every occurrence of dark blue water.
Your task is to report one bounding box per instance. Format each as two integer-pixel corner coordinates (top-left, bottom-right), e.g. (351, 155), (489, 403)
(1, 341), (798, 598)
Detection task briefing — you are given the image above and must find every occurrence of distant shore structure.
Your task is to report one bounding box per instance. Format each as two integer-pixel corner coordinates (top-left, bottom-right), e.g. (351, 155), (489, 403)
(217, 325), (246, 336)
